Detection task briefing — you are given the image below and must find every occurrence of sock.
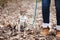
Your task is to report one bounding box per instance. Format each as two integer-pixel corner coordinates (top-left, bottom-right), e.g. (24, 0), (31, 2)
(42, 23), (49, 28)
(56, 25), (60, 30)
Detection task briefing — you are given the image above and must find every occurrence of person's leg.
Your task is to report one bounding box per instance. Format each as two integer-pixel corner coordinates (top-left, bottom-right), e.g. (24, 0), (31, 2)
(42, 0), (50, 28)
(55, 0), (60, 30)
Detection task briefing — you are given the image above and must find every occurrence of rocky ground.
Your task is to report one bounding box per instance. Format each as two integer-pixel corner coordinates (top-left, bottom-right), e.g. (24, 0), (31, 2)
(0, 0), (60, 40)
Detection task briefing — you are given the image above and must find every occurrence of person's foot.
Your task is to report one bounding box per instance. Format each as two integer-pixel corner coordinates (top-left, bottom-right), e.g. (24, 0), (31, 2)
(41, 23), (49, 35)
(56, 25), (60, 37)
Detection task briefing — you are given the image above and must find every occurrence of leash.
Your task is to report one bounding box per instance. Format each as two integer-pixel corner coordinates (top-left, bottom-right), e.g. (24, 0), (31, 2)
(32, 0), (38, 26)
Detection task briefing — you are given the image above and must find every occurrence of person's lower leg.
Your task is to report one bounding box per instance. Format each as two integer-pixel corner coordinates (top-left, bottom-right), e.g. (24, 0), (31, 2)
(55, 0), (60, 30)
(42, 0), (50, 28)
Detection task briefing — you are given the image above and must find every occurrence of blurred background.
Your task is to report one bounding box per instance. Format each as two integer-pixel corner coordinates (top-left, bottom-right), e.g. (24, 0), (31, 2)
(0, 0), (42, 27)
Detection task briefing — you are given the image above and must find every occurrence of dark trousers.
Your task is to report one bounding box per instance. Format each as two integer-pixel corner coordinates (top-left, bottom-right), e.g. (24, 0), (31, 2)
(42, 0), (60, 25)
